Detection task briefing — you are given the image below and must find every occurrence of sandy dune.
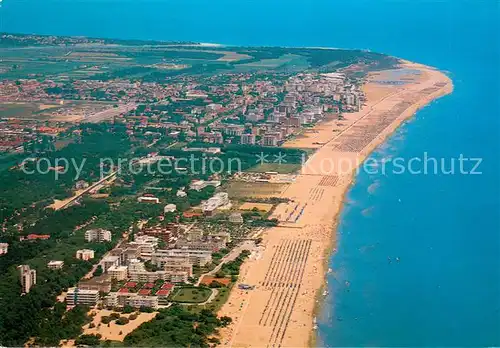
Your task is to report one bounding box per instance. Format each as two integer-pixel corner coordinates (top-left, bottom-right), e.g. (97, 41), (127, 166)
(217, 61), (453, 347)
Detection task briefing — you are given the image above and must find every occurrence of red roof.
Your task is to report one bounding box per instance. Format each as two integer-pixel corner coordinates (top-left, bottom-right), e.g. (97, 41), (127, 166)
(138, 289), (151, 295)
(155, 289), (171, 296)
(125, 282), (137, 288)
(183, 212), (202, 218)
(161, 283), (174, 290)
(118, 288), (129, 293)
(26, 234), (50, 240)
(143, 283), (155, 289)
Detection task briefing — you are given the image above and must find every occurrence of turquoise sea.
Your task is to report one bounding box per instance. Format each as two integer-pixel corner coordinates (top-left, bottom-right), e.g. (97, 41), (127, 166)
(1, 0), (499, 345)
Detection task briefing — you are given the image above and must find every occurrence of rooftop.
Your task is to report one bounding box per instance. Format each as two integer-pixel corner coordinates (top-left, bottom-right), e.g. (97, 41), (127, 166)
(155, 289), (171, 296)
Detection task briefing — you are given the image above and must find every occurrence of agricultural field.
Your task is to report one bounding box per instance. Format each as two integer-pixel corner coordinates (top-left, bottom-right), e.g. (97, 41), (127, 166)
(0, 101), (118, 122)
(0, 38), (397, 81)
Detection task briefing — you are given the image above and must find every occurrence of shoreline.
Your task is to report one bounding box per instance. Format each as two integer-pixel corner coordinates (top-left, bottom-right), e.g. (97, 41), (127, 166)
(217, 60), (453, 347)
(309, 61), (454, 346)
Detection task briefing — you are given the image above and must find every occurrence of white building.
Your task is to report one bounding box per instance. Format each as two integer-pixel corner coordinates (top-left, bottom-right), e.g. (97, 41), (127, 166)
(189, 180), (221, 191)
(105, 292), (160, 309)
(129, 270), (164, 283)
(106, 293), (159, 309)
(85, 228), (112, 243)
(229, 212), (244, 224)
(263, 134), (279, 147)
(47, 260), (64, 270)
(127, 259), (146, 273)
(202, 192), (229, 214)
(137, 196), (160, 204)
(240, 134), (256, 145)
(18, 265), (36, 294)
(164, 204), (177, 213)
(161, 258), (193, 277)
(152, 248), (212, 267)
(127, 295), (159, 309)
(246, 111), (264, 122)
(102, 255), (120, 272)
(0, 243), (8, 255)
(126, 258), (190, 283)
(345, 93), (356, 105)
(169, 272), (189, 283)
(76, 249), (95, 261)
(108, 265), (128, 281)
(66, 287), (99, 306)
(176, 190), (187, 198)
(130, 235), (159, 260)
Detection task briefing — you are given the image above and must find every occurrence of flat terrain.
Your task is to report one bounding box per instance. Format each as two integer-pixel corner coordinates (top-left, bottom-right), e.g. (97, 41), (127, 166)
(170, 287), (213, 303)
(226, 182), (289, 199)
(247, 163), (303, 174)
(217, 62), (453, 347)
(0, 101), (130, 122)
(0, 44), (397, 81)
(238, 202), (274, 212)
(80, 309), (158, 342)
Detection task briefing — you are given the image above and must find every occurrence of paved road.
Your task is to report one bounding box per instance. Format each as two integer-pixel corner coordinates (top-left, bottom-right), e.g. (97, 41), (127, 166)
(56, 171), (118, 210)
(195, 240), (256, 286)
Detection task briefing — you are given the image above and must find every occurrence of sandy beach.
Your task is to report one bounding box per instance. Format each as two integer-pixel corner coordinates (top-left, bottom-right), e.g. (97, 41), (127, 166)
(217, 61), (453, 347)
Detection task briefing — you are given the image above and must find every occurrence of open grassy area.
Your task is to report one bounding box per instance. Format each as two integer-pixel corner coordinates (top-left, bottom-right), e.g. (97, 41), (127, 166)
(170, 287), (212, 303)
(185, 286), (232, 314)
(247, 162), (302, 174)
(0, 103), (42, 118)
(226, 181), (288, 198)
(238, 202), (274, 212)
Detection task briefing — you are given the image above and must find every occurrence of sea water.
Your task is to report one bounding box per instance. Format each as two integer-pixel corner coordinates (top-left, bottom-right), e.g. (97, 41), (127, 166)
(1, 0), (498, 345)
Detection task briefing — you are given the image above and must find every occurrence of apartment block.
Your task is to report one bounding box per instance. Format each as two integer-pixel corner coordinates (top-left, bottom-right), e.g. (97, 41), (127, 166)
(102, 255), (120, 271)
(108, 265), (128, 281)
(152, 248), (212, 267)
(18, 265), (36, 294)
(240, 133), (256, 145)
(66, 287), (99, 306)
(76, 249), (95, 261)
(78, 274), (112, 293)
(85, 228), (112, 242)
(47, 260), (64, 270)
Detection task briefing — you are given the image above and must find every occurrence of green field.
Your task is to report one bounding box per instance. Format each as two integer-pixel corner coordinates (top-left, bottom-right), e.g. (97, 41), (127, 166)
(247, 162), (303, 174)
(186, 287), (231, 314)
(0, 37), (398, 81)
(0, 103), (42, 118)
(170, 287), (212, 303)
